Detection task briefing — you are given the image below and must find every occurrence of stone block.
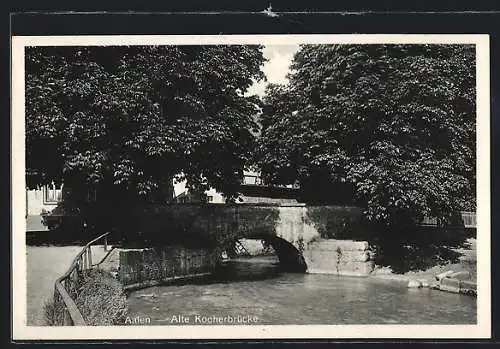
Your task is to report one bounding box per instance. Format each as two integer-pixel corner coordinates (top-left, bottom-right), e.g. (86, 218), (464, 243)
(372, 266), (394, 275)
(337, 259), (374, 274)
(460, 280), (477, 292)
(449, 271), (472, 280)
(408, 279), (422, 288)
(439, 277), (460, 293)
(421, 280), (431, 288)
(304, 240), (374, 275)
(303, 252), (336, 271)
(316, 239), (369, 251)
(337, 250), (372, 262)
(435, 270), (454, 281)
(306, 240), (369, 252)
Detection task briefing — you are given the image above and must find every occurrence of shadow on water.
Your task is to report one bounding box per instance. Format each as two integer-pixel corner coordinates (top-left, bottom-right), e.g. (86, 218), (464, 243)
(122, 256), (283, 299)
(213, 256), (282, 283)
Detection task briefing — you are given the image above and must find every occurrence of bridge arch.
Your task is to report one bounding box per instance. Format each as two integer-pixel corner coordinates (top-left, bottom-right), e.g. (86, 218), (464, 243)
(224, 235), (307, 273)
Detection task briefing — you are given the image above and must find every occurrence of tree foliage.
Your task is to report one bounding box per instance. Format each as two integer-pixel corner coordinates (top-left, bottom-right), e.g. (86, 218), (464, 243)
(258, 44), (476, 226)
(26, 45), (266, 201)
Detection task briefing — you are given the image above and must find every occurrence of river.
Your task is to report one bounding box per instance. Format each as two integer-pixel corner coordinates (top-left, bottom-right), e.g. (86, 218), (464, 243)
(126, 257), (476, 325)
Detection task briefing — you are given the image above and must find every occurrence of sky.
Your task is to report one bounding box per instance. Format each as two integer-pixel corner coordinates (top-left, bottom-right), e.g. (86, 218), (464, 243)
(246, 44), (299, 97)
(174, 45), (299, 196)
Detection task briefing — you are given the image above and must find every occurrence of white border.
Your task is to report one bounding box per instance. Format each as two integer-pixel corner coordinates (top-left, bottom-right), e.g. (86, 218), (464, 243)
(12, 34), (491, 340)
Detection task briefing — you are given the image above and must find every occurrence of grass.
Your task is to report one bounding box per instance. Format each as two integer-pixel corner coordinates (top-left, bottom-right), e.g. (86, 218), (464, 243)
(43, 268), (128, 326)
(74, 268), (128, 326)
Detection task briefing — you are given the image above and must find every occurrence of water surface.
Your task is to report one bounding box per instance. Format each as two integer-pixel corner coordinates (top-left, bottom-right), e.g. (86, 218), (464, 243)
(127, 259), (476, 325)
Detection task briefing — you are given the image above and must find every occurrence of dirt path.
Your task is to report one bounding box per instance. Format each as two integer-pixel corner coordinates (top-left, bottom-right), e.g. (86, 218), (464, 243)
(26, 245), (108, 326)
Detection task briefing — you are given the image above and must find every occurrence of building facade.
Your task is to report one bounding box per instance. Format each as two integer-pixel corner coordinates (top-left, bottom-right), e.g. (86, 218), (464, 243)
(173, 170), (301, 205)
(26, 182), (63, 216)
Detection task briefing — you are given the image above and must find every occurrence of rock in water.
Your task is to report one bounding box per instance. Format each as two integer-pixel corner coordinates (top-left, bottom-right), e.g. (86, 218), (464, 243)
(135, 293), (156, 299)
(449, 271), (472, 280)
(408, 279), (423, 288)
(435, 270), (454, 281)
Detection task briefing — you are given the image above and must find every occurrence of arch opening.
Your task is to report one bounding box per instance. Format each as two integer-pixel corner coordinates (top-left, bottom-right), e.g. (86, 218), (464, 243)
(222, 235), (307, 274)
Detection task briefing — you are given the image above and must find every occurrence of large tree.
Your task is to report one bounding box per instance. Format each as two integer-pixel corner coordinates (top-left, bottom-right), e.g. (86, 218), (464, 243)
(26, 45), (265, 202)
(258, 44), (476, 226)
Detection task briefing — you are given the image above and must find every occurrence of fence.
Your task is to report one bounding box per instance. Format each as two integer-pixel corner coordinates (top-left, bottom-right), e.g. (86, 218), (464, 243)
(461, 211), (477, 228)
(53, 232), (112, 326)
(420, 211), (476, 228)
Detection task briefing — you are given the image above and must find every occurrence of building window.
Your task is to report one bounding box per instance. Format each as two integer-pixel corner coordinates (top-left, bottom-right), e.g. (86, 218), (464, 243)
(43, 182), (62, 204)
(207, 196), (213, 203)
(244, 175), (261, 185)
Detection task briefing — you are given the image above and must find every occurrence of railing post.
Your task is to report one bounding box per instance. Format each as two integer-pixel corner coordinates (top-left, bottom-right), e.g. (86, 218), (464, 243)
(63, 307), (71, 326)
(53, 232), (111, 327)
(88, 247), (93, 267)
(104, 233), (108, 251)
(82, 253), (86, 271)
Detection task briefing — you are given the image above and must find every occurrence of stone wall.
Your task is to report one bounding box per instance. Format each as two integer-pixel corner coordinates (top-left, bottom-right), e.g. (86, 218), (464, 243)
(118, 245), (217, 289)
(305, 206), (369, 240)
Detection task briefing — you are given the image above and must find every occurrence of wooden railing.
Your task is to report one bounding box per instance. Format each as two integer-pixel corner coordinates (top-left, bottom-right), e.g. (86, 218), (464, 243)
(53, 232), (113, 326)
(420, 211), (476, 228)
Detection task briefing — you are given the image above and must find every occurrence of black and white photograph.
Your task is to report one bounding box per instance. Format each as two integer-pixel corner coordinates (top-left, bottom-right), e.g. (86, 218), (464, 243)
(11, 34), (490, 340)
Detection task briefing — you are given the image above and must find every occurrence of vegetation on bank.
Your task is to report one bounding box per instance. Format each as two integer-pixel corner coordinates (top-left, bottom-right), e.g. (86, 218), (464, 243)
(371, 237), (477, 284)
(44, 268), (128, 326)
(74, 269), (128, 325)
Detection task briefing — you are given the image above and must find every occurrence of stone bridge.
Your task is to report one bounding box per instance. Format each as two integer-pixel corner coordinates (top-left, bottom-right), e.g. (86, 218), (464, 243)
(112, 203), (375, 275)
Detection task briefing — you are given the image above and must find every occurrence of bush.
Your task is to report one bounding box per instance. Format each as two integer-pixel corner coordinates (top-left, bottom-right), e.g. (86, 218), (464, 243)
(74, 269), (128, 326)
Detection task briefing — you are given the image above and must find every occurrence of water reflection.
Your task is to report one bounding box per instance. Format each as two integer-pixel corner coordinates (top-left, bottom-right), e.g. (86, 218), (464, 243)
(213, 255), (281, 282)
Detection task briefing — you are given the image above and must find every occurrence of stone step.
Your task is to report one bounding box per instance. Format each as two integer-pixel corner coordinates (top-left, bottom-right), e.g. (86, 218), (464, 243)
(306, 239), (369, 251)
(304, 249), (372, 263)
(304, 256), (374, 275)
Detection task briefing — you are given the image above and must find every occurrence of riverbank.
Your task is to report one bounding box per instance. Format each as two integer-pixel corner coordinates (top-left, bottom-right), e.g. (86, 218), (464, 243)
(369, 238), (476, 293)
